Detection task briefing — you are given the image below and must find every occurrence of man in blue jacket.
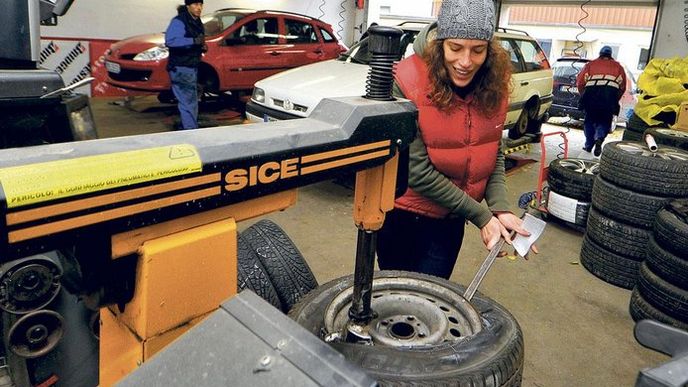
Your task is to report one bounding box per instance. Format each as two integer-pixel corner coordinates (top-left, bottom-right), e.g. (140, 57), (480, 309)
(165, 1), (205, 129)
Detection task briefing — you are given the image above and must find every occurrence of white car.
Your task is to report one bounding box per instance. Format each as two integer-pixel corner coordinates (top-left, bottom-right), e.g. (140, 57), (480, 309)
(246, 23), (553, 140)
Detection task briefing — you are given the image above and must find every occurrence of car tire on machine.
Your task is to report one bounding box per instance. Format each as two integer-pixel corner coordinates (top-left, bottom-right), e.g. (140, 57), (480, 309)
(580, 234), (640, 289)
(654, 203), (688, 258)
(546, 158), (599, 202)
(598, 141), (688, 197)
(629, 288), (688, 331)
(241, 219), (318, 313)
(644, 128), (688, 151)
(237, 234), (282, 310)
(289, 271), (524, 387)
(591, 176), (674, 229)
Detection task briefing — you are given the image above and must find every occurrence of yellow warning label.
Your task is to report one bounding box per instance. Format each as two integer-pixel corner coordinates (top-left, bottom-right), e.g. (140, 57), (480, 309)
(0, 145), (202, 209)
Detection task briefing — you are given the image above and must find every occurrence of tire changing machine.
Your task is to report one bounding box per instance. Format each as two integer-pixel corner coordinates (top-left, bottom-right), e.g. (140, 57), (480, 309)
(0, 27), (412, 386)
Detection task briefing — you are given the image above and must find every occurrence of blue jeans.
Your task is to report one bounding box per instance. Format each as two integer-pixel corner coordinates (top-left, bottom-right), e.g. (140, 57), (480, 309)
(169, 66), (198, 129)
(583, 113), (613, 150)
(376, 208), (465, 279)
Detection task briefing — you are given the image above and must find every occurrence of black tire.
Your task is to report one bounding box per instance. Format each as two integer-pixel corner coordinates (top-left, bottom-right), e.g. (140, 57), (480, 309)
(546, 189), (590, 226)
(629, 288), (688, 331)
(626, 113), (652, 134)
(580, 234), (640, 289)
(636, 263), (688, 322)
(289, 271), (524, 386)
(547, 158), (599, 201)
(241, 219), (318, 313)
(591, 176), (673, 228)
(599, 141), (688, 196)
(621, 128), (643, 142)
(644, 127), (688, 151)
(645, 235), (688, 289)
(237, 234), (281, 310)
(654, 203), (688, 258)
(508, 109), (529, 140)
(585, 207), (650, 260)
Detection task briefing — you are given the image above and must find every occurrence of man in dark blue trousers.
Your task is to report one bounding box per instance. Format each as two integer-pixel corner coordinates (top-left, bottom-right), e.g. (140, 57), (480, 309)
(165, 1), (205, 129)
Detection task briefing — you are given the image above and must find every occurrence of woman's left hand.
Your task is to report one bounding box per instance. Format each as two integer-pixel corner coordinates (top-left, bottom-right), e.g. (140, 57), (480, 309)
(495, 212), (539, 255)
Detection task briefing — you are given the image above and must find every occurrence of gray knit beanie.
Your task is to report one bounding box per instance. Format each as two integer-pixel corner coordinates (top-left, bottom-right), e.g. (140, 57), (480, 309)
(436, 0), (496, 41)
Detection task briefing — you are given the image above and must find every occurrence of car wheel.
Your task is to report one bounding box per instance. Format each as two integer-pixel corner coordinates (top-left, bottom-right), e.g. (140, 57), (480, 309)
(599, 141), (688, 196)
(591, 176), (674, 228)
(654, 201), (688, 258)
(508, 109), (529, 140)
(289, 271), (524, 386)
(586, 207), (650, 261)
(241, 220), (318, 313)
(629, 288), (688, 331)
(644, 128), (688, 151)
(580, 234), (640, 289)
(546, 158), (599, 202)
(645, 235), (688, 289)
(637, 263), (688, 322)
(237, 234), (282, 310)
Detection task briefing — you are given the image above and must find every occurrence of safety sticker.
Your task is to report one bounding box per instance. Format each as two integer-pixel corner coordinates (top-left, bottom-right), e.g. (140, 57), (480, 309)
(0, 145), (202, 208)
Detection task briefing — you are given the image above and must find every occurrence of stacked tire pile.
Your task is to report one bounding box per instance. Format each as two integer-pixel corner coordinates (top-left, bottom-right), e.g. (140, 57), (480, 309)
(644, 127), (688, 151)
(580, 141), (688, 289)
(622, 113), (654, 142)
(236, 219), (318, 313)
(631, 199), (688, 330)
(545, 158), (599, 231)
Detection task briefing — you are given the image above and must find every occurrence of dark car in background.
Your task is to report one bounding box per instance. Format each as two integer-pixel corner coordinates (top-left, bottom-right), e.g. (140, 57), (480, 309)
(550, 57), (637, 124)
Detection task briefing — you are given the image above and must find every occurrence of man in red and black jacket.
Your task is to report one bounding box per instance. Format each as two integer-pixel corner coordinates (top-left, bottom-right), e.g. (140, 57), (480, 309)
(576, 46), (626, 156)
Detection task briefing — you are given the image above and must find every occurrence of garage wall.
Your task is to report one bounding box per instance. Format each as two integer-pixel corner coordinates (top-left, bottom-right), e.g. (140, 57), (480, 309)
(41, 0), (359, 45)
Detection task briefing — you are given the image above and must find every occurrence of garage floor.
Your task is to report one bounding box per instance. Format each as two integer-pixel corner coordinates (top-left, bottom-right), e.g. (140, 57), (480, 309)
(93, 97), (668, 386)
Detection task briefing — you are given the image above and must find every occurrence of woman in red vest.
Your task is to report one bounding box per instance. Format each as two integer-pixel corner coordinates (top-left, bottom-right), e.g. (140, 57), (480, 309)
(376, 0), (536, 279)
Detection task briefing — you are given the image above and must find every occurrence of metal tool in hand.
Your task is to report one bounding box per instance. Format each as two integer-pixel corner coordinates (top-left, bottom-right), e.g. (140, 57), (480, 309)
(463, 238), (507, 302)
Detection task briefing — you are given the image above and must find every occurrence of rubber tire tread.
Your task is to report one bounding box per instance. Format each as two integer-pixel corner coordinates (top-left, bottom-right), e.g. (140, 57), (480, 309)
(546, 189), (590, 227)
(591, 176), (673, 228)
(580, 234), (639, 289)
(654, 208), (688, 259)
(645, 235), (688, 289)
(237, 234), (281, 310)
(599, 141), (688, 196)
(586, 206), (650, 260)
(629, 288), (688, 331)
(644, 127), (688, 151)
(636, 263), (688, 322)
(241, 219), (318, 313)
(622, 129), (643, 142)
(547, 158), (597, 201)
(289, 271), (524, 387)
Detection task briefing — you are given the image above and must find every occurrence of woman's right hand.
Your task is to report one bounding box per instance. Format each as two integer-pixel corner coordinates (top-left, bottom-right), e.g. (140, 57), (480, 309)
(480, 216), (510, 250)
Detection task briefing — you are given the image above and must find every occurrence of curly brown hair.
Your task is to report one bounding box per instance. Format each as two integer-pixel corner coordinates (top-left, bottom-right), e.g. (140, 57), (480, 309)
(424, 39), (512, 114)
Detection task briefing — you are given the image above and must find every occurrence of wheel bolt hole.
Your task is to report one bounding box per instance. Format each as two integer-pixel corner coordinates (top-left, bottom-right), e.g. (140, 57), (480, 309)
(426, 298), (436, 303)
(380, 320), (389, 326)
(406, 316), (415, 321)
(389, 322), (415, 339)
(440, 306), (450, 312)
(448, 316), (459, 324)
(450, 328), (461, 338)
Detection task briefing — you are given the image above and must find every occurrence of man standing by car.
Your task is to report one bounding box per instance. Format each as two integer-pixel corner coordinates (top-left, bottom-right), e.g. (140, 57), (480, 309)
(165, 0), (205, 130)
(576, 46), (626, 156)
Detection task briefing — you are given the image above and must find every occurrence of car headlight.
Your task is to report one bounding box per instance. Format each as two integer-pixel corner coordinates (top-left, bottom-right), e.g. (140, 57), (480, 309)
(252, 87), (265, 103)
(133, 46), (169, 61)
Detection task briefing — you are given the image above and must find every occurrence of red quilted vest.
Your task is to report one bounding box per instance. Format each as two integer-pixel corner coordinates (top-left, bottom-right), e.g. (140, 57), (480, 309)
(394, 55), (507, 218)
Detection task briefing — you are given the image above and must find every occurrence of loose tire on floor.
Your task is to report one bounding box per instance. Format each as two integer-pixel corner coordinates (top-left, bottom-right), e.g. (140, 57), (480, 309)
(591, 176), (674, 228)
(241, 219), (318, 313)
(580, 234), (640, 289)
(637, 263), (688, 322)
(586, 207), (651, 260)
(645, 235), (688, 289)
(629, 288), (688, 331)
(599, 141), (688, 197)
(547, 158), (599, 201)
(289, 271), (524, 386)
(644, 128), (688, 151)
(654, 201), (688, 258)
(237, 234), (281, 310)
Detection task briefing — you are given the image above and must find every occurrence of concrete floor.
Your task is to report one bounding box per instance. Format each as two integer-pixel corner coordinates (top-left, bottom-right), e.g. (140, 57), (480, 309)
(92, 97), (668, 386)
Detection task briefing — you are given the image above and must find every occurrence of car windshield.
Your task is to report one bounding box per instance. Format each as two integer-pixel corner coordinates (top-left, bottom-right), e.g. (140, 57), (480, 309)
(553, 60), (585, 79)
(202, 11), (246, 36)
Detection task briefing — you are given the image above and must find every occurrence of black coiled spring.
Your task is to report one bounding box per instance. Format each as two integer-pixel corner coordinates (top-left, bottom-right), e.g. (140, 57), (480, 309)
(364, 26), (403, 101)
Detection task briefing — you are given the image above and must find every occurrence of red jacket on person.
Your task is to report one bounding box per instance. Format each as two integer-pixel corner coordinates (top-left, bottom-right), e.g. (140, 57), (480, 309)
(393, 55), (507, 219)
(576, 56), (626, 117)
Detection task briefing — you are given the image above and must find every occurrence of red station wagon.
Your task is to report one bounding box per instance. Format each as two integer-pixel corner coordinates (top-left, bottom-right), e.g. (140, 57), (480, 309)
(104, 9), (346, 102)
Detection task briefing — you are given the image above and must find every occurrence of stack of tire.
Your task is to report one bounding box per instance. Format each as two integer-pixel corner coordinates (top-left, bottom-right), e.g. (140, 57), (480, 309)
(644, 127), (688, 151)
(236, 219), (318, 313)
(622, 113), (653, 142)
(580, 141), (688, 289)
(545, 158), (599, 231)
(631, 199), (688, 330)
